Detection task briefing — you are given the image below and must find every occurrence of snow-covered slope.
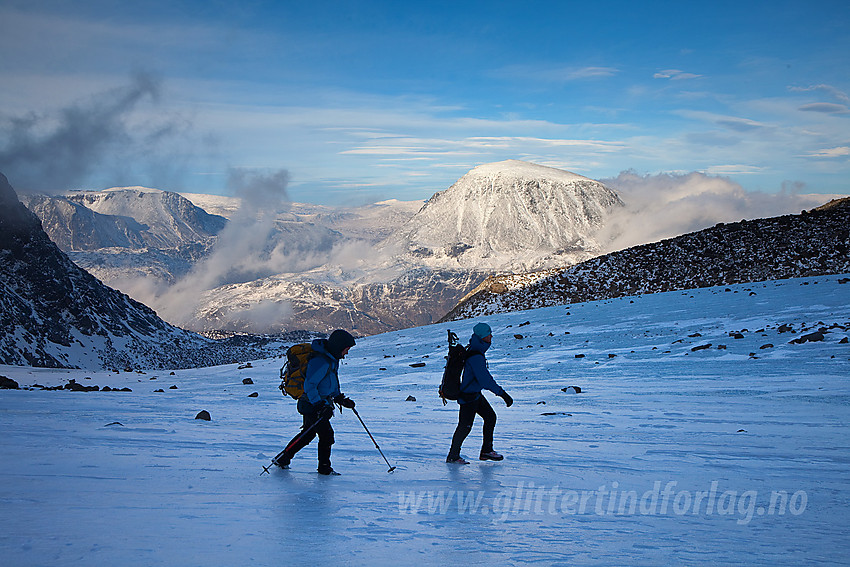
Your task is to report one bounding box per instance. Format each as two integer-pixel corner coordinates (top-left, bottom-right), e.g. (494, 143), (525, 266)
(391, 159), (623, 271)
(0, 274), (847, 565)
(66, 187), (227, 249)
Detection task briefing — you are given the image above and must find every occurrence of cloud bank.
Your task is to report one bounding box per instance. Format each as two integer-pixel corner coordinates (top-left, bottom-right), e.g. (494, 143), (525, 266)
(598, 171), (833, 253)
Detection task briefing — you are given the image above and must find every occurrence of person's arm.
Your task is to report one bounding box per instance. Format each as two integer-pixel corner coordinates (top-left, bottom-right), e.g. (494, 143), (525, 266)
(466, 354), (506, 397)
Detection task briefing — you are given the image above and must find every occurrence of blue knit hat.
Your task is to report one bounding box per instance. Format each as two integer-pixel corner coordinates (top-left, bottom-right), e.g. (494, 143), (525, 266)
(473, 322), (492, 339)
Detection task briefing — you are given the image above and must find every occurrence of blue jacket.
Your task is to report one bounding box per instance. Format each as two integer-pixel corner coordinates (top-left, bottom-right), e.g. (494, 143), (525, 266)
(301, 339), (342, 406)
(458, 334), (506, 404)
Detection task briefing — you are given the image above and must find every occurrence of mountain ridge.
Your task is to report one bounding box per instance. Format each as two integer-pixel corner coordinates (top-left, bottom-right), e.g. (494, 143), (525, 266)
(0, 173), (281, 369)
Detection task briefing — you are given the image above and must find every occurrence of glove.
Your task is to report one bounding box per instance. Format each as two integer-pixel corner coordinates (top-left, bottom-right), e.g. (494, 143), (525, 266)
(315, 400), (334, 417)
(501, 392), (514, 407)
(334, 394), (356, 409)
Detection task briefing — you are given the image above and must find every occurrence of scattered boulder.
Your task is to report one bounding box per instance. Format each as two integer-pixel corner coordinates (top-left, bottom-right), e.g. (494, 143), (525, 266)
(561, 386), (582, 394)
(64, 379), (98, 392)
(839, 337), (848, 344)
(0, 376), (20, 389)
(195, 410), (211, 421)
(409, 362), (426, 368)
(760, 344), (774, 350)
(691, 344), (712, 352)
(169, 385), (179, 389)
(405, 395), (416, 402)
(242, 378), (254, 385)
(574, 354), (585, 359)
(248, 392), (259, 398)
(790, 330), (825, 344)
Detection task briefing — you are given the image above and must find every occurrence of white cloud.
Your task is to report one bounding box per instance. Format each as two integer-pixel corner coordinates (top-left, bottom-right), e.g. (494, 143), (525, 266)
(805, 146), (850, 158)
(598, 171), (832, 252)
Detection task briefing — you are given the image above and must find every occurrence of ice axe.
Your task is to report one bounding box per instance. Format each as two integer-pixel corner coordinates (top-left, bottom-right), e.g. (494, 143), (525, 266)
(352, 407), (396, 473)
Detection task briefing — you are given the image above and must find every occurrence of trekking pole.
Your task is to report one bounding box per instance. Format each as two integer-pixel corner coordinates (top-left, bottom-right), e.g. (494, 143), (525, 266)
(351, 408), (396, 473)
(261, 405), (333, 475)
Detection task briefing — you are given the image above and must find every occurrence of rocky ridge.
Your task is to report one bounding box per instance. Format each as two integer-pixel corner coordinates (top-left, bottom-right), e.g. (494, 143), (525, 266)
(442, 199), (850, 320)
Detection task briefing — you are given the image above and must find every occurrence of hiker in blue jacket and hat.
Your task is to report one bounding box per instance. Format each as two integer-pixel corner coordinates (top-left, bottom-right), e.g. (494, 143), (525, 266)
(274, 329), (357, 475)
(446, 322), (513, 464)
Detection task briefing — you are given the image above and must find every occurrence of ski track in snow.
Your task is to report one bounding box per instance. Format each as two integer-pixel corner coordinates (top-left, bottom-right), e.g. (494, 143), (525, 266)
(1, 275), (849, 566)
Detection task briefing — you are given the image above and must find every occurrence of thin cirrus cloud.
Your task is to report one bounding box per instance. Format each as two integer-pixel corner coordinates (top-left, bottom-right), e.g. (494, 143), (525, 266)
(653, 69), (702, 80)
(490, 64), (619, 83)
(798, 103), (850, 114)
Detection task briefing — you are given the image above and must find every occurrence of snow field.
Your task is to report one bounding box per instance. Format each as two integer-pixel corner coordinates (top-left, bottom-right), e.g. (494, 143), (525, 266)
(1, 275), (848, 566)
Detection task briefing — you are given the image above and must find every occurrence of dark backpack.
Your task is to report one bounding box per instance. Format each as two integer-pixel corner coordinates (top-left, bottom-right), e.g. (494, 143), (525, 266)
(279, 343), (314, 399)
(439, 330), (479, 405)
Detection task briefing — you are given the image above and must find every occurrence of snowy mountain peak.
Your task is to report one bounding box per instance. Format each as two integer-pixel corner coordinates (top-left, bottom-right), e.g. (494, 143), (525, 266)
(465, 159), (594, 184)
(392, 160), (623, 271)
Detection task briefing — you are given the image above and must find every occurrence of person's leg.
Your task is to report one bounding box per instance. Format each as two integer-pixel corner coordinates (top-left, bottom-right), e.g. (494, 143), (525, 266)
(476, 396), (497, 454)
(447, 400), (478, 460)
(315, 418), (336, 473)
(274, 409), (323, 467)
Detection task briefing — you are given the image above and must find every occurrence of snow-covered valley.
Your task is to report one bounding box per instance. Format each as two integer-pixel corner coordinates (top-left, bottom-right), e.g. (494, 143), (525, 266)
(1, 274), (848, 565)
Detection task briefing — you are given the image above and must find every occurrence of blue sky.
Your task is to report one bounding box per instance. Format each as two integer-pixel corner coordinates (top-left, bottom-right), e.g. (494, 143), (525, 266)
(1, 0), (848, 204)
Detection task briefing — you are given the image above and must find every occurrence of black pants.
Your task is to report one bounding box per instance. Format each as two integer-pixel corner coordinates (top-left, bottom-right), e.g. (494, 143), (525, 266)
(448, 395), (496, 459)
(276, 405), (334, 469)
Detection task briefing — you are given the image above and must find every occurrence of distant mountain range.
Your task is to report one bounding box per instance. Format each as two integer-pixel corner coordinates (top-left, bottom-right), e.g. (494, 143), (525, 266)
(442, 198), (850, 320)
(21, 160), (624, 335)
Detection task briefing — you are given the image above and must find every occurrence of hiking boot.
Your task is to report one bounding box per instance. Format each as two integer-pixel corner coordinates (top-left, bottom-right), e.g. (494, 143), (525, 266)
(479, 450), (504, 461)
(446, 456), (470, 465)
(318, 466), (340, 476)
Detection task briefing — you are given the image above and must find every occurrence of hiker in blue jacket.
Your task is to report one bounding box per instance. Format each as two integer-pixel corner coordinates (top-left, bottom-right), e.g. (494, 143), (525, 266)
(446, 322), (513, 464)
(274, 329), (357, 475)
